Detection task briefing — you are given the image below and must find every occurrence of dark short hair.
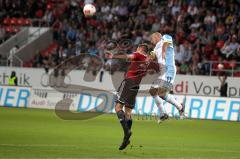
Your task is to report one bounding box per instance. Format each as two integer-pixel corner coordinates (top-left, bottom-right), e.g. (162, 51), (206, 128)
(11, 71), (16, 76)
(138, 43), (149, 53)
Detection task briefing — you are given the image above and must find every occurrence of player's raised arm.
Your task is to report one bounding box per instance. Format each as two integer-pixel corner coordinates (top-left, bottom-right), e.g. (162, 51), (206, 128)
(162, 42), (169, 60)
(105, 43), (149, 61)
(113, 54), (135, 61)
(162, 35), (173, 59)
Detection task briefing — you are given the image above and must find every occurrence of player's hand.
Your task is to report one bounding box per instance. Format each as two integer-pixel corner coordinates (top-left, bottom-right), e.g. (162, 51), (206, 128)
(149, 51), (156, 61)
(166, 76), (172, 83)
(105, 52), (113, 59)
(150, 50), (155, 56)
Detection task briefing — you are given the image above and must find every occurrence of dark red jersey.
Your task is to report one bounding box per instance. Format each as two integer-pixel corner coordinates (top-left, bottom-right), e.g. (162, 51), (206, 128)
(125, 52), (148, 81)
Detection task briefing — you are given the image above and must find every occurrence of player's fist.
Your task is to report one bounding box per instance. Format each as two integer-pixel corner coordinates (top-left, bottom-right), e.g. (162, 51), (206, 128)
(150, 50), (155, 56)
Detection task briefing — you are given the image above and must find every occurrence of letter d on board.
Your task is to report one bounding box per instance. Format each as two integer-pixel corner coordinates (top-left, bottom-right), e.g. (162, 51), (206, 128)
(77, 93), (92, 112)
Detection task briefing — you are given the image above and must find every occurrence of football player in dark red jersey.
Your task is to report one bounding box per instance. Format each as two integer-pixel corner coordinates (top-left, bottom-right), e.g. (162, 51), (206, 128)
(106, 43), (149, 150)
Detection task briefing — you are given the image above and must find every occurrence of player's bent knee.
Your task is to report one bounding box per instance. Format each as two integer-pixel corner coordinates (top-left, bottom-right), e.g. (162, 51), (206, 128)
(115, 103), (123, 112)
(149, 88), (157, 96)
(125, 107), (132, 119)
(158, 88), (167, 97)
(125, 112), (131, 120)
(159, 92), (168, 100)
(115, 107), (121, 112)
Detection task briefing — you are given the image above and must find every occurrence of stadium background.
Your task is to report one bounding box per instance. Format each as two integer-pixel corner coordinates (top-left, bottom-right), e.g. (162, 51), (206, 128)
(0, 0), (240, 158)
(0, 0), (240, 75)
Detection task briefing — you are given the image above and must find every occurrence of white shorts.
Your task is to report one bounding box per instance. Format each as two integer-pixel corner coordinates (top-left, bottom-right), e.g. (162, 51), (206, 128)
(157, 69), (176, 84)
(151, 65), (176, 90)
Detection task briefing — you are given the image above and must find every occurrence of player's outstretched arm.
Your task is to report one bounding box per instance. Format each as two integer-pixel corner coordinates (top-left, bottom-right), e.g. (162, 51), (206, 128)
(162, 42), (170, 60)
(105, 52), (135, 61)
(162, 34), (173, 60)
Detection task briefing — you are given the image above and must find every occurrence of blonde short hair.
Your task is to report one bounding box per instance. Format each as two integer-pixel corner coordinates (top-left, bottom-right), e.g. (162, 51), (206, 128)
(151, 32), (162, 38)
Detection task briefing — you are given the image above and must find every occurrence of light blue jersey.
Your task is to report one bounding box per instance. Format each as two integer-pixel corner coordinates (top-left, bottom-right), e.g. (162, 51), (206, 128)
(153, 34), (176, 84)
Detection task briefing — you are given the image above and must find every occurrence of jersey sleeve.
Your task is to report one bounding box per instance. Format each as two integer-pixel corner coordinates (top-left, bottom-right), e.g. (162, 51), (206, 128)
(128, 52), (137, 61)
(132, 52), (143, 60)
(163, 34), (173, 44)
(131, 53), (137, 60)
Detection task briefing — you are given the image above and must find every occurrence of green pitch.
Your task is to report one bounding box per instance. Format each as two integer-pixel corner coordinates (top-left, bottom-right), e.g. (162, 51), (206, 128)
(0, 107), (240, 159)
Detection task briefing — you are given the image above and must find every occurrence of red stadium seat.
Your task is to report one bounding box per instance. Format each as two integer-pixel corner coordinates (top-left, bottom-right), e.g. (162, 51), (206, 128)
(46, 42), (58, 55)
(233, 71), (240, 77)
(10, 18), (18, 25)
(47, 48), (52, 54)
(17, 18), (24, 26)
(3, 18), (11, 25)
(223, 60), (231, 69)
(5, 26), (14, 33)
(23, 62), (32, 67)
(229, 60), (237, 68)
(216, 40), (224, 49)
(24, 19), (32, 26)
(13, 27), (20, 33)
(49, 43), (57, 50)
(35, 10), (43, 18)
(47, 3), (53, 10)
(40, 50), (49, 57)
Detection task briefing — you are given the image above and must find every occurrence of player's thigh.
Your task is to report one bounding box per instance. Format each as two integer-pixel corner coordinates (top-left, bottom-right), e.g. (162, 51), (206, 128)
(150, 79), (162, 96)
(149, 87), (158, 96)
(151, 79), (172, 97)
(117, 79), (139, 109)
(157, 87), (168, 97)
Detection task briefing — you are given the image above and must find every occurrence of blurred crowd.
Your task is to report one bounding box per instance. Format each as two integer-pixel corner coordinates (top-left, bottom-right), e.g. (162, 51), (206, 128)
(1, 0), (240, 76)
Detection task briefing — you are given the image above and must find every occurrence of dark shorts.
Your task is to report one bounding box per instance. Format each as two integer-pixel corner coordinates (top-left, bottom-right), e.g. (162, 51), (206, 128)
(116, 78), (140, 109)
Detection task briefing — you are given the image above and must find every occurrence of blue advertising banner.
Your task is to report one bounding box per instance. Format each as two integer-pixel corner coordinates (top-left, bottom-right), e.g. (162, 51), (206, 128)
(0, 86), (31, 108)
(1, 85), (239, 121)
(76, 92), (240, 121)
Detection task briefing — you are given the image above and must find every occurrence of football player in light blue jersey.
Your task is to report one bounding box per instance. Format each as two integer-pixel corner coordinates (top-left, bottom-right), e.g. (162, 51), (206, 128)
(149, 32), (185, 122)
